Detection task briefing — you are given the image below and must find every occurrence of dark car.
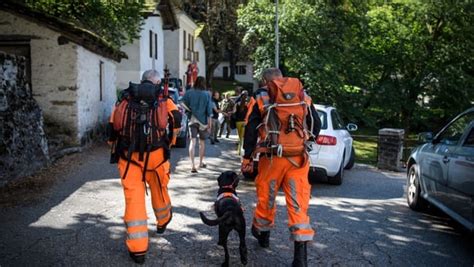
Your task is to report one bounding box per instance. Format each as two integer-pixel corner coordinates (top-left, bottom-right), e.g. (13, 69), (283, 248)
(167, 87), (188, 148)
(406, 107), (474, 232)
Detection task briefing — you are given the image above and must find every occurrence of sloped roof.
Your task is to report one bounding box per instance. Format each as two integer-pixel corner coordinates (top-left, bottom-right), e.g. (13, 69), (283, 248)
(0, 1), (127, 62)
(157, 0), (179, 31)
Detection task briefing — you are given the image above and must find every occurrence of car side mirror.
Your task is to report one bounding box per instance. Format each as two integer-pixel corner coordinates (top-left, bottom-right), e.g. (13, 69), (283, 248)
(346, 123), (358, 132)
(418, 132), (433, 143)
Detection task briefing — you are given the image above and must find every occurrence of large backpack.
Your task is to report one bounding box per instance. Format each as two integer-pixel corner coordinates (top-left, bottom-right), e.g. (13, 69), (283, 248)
(112, 82), (169, 161)
(256, 77), (310, 157)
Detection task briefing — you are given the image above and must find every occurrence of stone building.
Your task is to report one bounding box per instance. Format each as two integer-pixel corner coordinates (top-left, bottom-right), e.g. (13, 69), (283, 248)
(0, 1), (126, 146)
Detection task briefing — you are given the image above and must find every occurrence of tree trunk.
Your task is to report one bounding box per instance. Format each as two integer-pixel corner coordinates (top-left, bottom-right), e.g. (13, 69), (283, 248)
(228, 49), (236, 81)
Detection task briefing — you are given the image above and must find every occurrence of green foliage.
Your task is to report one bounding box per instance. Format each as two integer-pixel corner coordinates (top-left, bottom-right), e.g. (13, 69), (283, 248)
(239, 0), (474, 133)
(24, 0), (146, 49)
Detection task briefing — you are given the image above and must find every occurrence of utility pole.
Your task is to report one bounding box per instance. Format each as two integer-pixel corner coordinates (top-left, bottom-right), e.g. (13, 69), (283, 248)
(275, 0), (279, 69)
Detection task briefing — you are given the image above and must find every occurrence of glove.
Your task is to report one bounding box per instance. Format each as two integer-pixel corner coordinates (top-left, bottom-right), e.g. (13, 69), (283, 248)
(241, 158), (254, 174)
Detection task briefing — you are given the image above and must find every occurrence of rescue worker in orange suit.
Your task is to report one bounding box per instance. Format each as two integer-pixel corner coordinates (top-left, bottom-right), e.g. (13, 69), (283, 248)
(241, 68), (321, 267)
(107, 69), (182, 264)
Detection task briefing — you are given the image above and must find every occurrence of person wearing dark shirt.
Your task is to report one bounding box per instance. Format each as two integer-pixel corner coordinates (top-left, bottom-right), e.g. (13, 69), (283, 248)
(210, 91), (221, 144)
(233, 90), (249, 155)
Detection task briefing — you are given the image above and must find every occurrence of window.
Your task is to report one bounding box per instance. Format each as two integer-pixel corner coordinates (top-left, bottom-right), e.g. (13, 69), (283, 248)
(438, 112), (474, 146)
(149, 30), (153, 58)
(188, 34), (192, 51)
(183, 30), (186, 49)
(331, 110), (345, 130)
(317, 110), (328, 130)
(194, 51), (199, 62)
(0, 42), (32, 88)
(235, 65), (247, 75)
(464, 128), (474, 147)
(99, 61), (104, 101)
(154, 33), (158, 60)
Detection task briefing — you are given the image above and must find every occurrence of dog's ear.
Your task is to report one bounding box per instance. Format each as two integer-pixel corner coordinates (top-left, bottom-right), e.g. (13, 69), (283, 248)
(217, 173), (224, 187)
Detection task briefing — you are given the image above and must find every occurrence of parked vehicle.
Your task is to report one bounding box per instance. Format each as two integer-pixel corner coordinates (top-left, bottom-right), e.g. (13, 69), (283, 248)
(167, 88), (188, 148)
(308, 105), (357, 185)
(406, 107), (474, 232)
(243, 104), (358, 186)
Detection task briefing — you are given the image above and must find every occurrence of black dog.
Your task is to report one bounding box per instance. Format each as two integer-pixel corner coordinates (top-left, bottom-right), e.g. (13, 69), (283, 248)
(199, 171), (248, 267)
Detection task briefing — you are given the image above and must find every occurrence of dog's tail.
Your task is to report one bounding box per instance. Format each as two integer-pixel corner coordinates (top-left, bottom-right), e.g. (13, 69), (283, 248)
(199, 211), (232, 226)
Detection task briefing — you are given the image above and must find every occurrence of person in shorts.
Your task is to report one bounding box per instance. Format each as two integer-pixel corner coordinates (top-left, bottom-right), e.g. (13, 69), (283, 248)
(181, 76), (213, 173)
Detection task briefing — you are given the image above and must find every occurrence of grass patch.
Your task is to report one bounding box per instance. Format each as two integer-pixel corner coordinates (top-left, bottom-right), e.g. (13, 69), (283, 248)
(353, 137), (378, 165)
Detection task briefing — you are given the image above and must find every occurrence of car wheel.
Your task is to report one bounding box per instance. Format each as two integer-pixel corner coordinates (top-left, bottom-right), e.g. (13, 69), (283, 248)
(344, 146), (355, 170)
(308, 167), (317, 184)
(406, 163), (426, 211)
(328, 154), (344, 185)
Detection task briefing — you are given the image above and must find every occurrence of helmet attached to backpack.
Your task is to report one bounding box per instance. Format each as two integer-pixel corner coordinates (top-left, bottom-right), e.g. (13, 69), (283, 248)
(255, 77), (311, 157)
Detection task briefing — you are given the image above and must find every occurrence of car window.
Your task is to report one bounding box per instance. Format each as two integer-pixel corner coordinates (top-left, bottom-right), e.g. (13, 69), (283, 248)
(438, 112), (474, 146)
(316, 110), (328, 130)
(331, 110), (345, 130)
(463, 128), (474, 147)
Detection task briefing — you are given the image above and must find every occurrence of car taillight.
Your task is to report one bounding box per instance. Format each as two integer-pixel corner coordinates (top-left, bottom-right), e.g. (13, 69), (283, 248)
(316, 135), (337, 146)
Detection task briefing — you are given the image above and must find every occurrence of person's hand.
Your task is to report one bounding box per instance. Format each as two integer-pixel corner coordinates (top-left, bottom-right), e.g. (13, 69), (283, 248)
(241, 158), (254, 174)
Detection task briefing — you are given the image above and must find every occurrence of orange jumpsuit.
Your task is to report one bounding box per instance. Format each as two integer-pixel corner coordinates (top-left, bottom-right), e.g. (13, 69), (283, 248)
(243, 87), (321, 242)
(109, 98), (180, 255)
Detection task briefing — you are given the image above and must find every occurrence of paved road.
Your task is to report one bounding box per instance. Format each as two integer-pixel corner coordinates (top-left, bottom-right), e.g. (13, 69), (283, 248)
(0, 136), (473, 266)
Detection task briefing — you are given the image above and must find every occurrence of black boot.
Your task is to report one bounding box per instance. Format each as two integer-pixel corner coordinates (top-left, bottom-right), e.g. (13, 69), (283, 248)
(129, 251), (146, 264)
(292, 241), (307, 267)
(251, 225), (270, 248)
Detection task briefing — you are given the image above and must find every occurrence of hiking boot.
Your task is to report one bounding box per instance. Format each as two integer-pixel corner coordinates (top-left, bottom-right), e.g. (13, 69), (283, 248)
(129, 252), (146, 264)
(251, 225), (270, 248)
(157, 210), (172, 234)
(292, 241), (308, 267)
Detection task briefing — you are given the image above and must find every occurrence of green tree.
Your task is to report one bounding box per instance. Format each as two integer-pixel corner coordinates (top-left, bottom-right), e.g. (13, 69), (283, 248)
(238, 0), (474, 133)
(23, 0), (145, 49)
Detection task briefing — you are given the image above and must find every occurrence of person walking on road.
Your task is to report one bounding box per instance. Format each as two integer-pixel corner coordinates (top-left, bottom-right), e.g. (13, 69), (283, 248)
(107, 70), (182, 264)
(241, 68), (321, 267)
(181, 76), (213, 173)
(210, 91), (221, 144)
(219, 93), (235, 138)
(233, 90), (249, 155)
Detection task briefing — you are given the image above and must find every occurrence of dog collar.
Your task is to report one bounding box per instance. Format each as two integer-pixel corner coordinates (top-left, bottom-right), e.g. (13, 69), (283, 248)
(216, 192), (240, 202)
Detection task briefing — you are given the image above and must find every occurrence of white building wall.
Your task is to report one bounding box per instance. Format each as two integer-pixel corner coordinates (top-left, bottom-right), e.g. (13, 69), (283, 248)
(0, 10), (78, 135)
(195, 37), (206, 78)
(139, 16), (164, 78)
(117, 15), (165, 89)
(214, 61), (255, 84)
(76, 47), (117, 143)
(164, 12), (199, 83)
(116, 38), (140, 89)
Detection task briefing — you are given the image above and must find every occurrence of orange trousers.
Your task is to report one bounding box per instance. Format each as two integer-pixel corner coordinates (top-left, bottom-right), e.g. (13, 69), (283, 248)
(253, 155), (314, 242)
(117, 148), (172, 254)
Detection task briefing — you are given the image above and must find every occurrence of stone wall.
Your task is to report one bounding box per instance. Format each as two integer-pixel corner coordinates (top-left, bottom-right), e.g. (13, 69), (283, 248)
(377, 128), (404, 171)
(0, 10), (79, 138)
(0, 52), (49, 186)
